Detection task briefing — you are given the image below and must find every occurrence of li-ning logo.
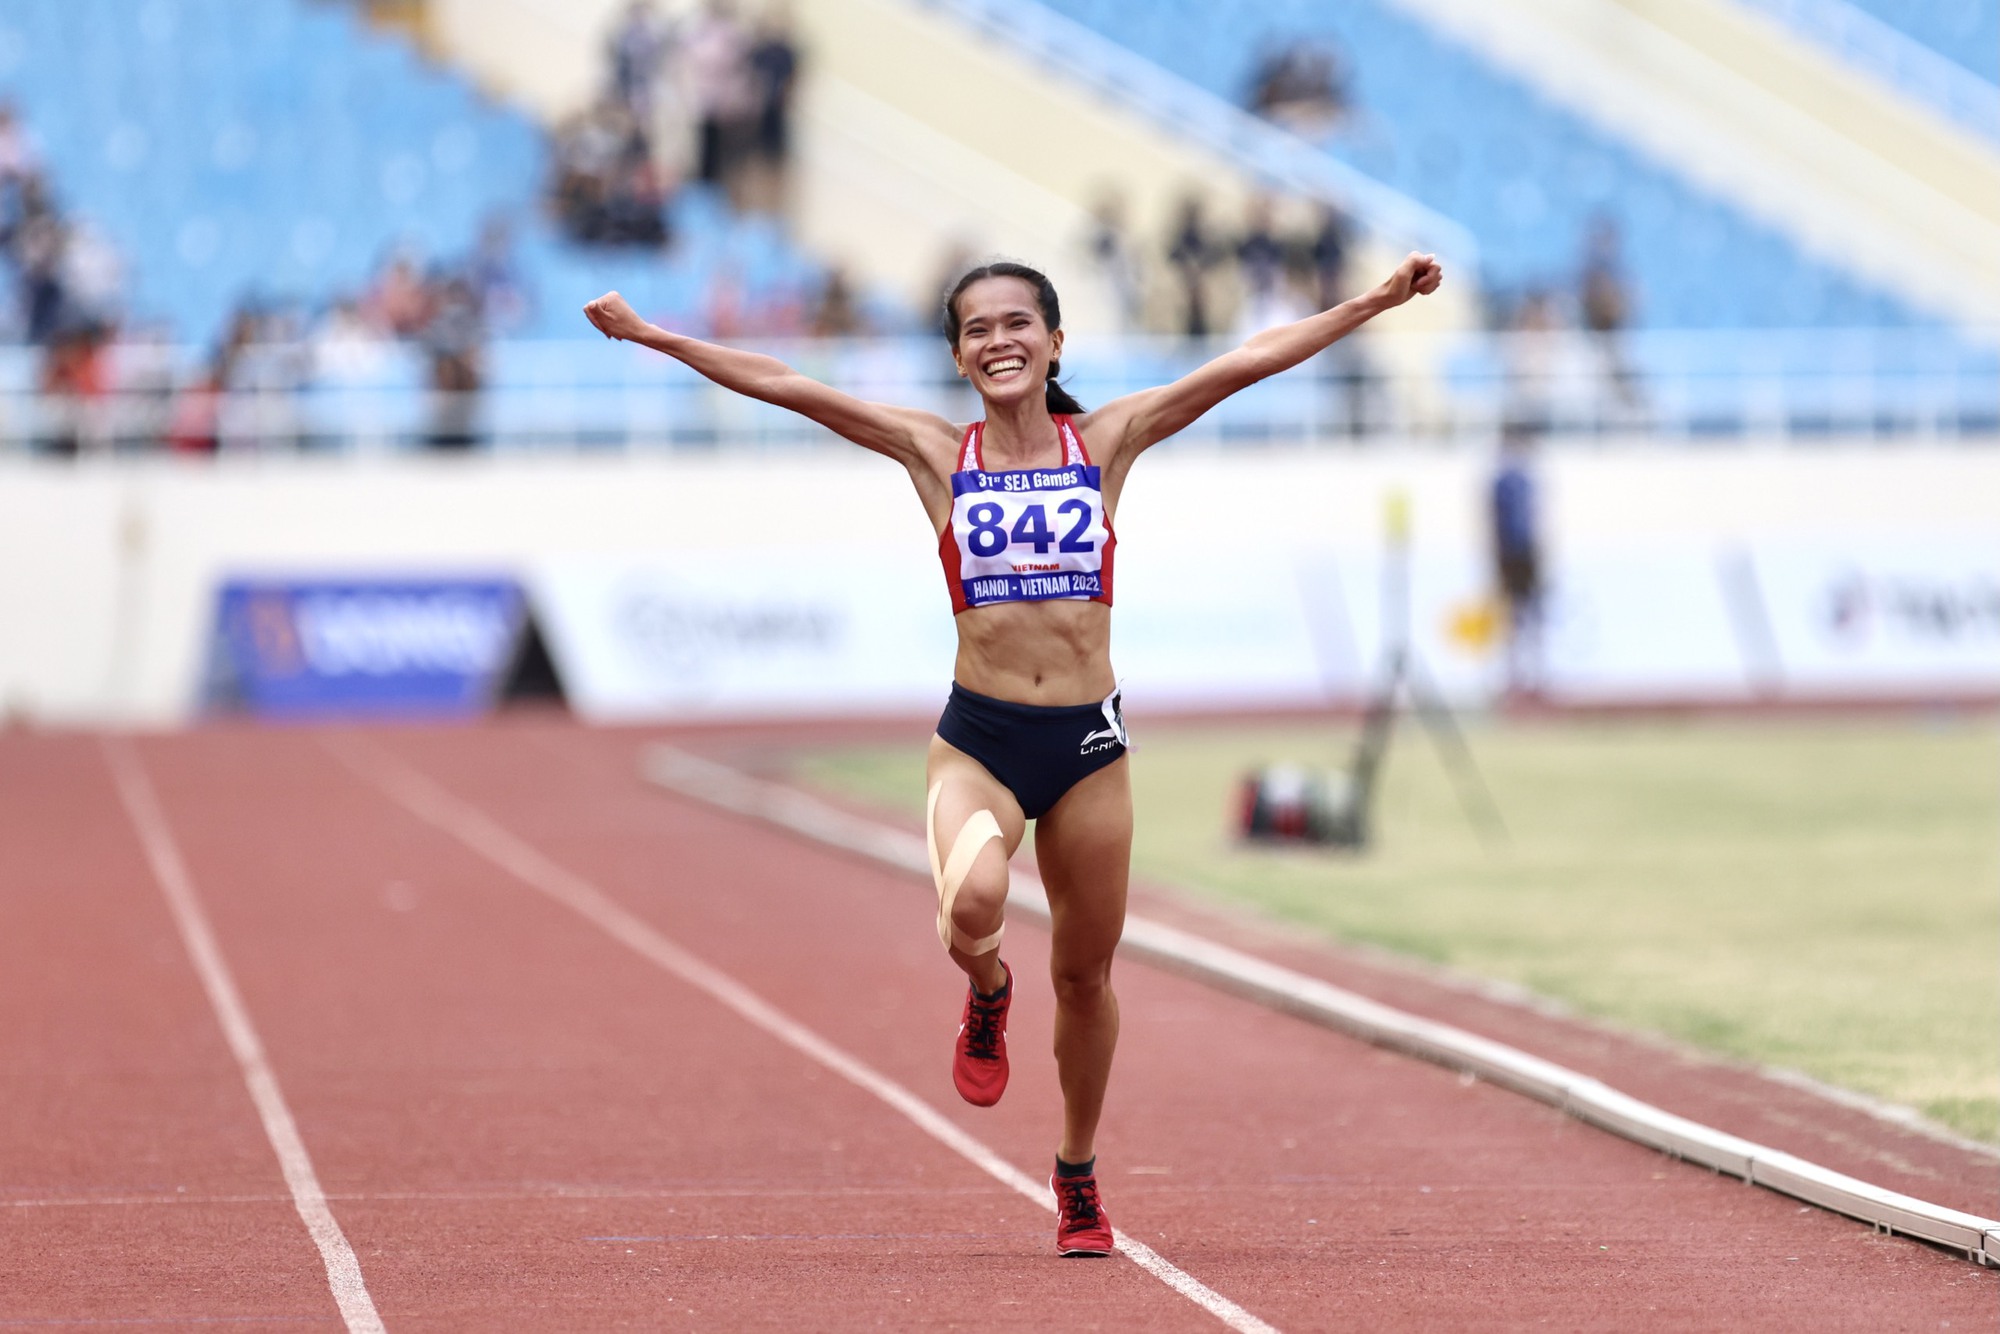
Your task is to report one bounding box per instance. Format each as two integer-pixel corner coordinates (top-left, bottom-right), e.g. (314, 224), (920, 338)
(1079, 689), (1128, 755)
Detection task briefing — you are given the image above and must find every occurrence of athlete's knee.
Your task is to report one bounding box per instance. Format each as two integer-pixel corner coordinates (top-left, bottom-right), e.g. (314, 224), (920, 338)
(1050, 957), (1113, 1010)
(927, 782), (1008, 955)
(948, 860), (1007, 928)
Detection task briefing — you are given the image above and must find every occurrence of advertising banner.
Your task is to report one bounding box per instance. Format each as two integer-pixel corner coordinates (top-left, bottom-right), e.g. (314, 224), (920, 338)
(529, 551), (959, 720)
(530, 545), (1345, 720)
(1538, 546), (1755, 703)
(1749, 536), (2000, 695)
(204, 577), (528, 718)
(1112, 546), (1344, 708)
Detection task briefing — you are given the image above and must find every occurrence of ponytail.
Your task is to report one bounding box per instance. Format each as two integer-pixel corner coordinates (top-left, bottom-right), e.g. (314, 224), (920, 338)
(1045, 358), (1086, 415)
(944, 260), (1087, 416)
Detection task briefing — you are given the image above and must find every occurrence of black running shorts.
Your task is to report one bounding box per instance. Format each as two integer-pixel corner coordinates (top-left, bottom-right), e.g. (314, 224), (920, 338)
(935, 682), (1129, 819)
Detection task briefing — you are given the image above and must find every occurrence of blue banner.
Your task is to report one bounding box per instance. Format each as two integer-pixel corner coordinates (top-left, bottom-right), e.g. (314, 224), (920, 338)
(204, 577), (528, 719)
(951, 465), (1101, 496)
(961, 570), (1104, 607)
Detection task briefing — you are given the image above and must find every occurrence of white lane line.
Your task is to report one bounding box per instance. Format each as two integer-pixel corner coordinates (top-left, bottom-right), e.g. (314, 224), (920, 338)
(101, 739), (386, 1334)
(325, 734), (1279, 1334)
(640, 744), (2000, 1270)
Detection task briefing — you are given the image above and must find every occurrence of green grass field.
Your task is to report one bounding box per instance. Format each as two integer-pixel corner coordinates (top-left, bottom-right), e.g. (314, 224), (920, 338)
(795, 713), (2000, 1144)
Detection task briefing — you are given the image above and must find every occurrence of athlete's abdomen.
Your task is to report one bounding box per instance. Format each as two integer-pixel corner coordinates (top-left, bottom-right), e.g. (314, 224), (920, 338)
(952, 598), (1113, 706)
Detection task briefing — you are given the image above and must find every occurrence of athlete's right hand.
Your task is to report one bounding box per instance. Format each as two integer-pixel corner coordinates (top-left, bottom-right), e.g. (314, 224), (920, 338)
(583, 291), (650, 342)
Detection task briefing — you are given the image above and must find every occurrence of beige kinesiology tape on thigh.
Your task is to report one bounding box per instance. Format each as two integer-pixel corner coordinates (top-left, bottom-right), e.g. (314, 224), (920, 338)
(926, 782), (1005, 955)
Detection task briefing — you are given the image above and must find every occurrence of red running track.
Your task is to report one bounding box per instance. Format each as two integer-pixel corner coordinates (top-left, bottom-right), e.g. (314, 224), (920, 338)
(1, 719), (1993, 1331)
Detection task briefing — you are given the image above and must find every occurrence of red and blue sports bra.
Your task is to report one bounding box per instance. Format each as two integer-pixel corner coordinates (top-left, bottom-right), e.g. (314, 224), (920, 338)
(937, 414), (1117, 614)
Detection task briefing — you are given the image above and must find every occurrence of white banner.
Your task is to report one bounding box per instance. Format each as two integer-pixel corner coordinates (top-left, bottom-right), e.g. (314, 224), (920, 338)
(530, 544), (1342, 720)
(528, 550), (957, 720)
(1750, 536), (2000, 694)
(527, 535), (1999, 723)
(1539, 546), (1754, 702)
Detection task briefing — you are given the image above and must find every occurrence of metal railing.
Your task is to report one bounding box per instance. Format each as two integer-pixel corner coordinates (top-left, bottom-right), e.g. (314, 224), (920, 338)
(1737, 0), (2000, 141)
(1, 328), (1994, 455)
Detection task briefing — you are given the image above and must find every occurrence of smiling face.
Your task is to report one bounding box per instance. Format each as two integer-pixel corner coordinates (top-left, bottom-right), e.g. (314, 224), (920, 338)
(950, 276), (1064, 409)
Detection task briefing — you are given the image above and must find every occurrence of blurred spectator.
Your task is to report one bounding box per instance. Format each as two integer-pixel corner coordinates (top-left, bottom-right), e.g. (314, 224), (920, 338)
(109, 323), (178, 452)
(468, 216), (531, 334)
(167, 308), (258, 455)
(683, 0), (755, 193)
(1166, 194), (1221, 338)
(0, 103), (40, 187)
(609, 0), (676, 119)
(422, 274), (486, 450)
(1235, 195), (1307, 335)
(308, 295), (389, 447)
(1501, 289), (1559, 436)
(35, 322), (110, 456)
(7, 177), (68, 343)
(367, 248), (433, 339)
(1579, 215), (1631, 335)
(552, 100), (671, 247)
(1247, 38), (1347, 135)
(1084, 190), (1145, 334)
(225, 304), (311, 451)
(1579, 214), (1640, 412)
(808, 266), (863, 337)
(1489, 421), (1545, 700)
(0, 106), (131, 353)
(1304, 200), (1351, 311)
(59, 221), (124, 331)
(928, 240), (977, 335)
(313, 296), (390, 382)
(743, 4), (801, 216)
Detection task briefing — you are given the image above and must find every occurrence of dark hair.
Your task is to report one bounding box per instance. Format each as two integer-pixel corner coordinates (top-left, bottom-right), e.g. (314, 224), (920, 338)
(942, 261), (1087, 416)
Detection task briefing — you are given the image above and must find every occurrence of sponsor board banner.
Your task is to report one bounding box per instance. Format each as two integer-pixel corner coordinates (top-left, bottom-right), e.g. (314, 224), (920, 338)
(1319, 547), (1503, 705)
(1114, 548), (1335, 707)
(527, 535), (1999, 721)
(530, 545), (1341, 720)
(1316, 544), (1755, 706)
(204, 577), (527, 718)
(1539, 546), (1754, 702)
(1750, 536), (2000, 693)
(528, 551), (958, 720)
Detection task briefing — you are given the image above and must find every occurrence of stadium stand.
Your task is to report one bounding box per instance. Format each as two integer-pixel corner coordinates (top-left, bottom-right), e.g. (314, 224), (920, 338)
(1834, 0), (1999, 80)
(0, 0), (824, 347)
(1033, 0), (1960, 331)
(1735, 0), (2000, 141)
(0, 0), (1991, 449)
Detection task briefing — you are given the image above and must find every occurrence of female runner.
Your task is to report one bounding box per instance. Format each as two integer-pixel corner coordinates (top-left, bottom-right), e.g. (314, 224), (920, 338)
(584, 249), (1443, 1255)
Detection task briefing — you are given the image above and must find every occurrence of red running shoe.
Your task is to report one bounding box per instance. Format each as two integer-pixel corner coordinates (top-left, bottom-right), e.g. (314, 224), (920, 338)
(1051, 1162), (1115, 1257)
(951, 961), (1011, 1107)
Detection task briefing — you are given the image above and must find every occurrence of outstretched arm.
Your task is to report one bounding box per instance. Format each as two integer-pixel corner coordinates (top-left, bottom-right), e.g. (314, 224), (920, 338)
(1085, 251), (1443, 462)
(583, 292), (953, 465)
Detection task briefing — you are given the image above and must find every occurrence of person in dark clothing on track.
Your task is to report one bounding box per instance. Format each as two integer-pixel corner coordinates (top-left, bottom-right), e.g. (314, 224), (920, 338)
(1491, 421), (1545, 699)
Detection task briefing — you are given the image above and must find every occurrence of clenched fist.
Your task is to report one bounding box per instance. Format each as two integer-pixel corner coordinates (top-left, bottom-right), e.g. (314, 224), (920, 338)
(1374, 253), (1444, 308)
(583, 291), (651, 342)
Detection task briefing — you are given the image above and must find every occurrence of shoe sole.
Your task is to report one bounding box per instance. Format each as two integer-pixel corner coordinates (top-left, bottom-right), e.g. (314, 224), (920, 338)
(1058, 1244), (1115, 1257)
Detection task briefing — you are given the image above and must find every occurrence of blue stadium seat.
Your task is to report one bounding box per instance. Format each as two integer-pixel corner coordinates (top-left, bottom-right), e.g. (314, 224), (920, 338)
(1841, 0), (1999, 81)
(1038, 0), (1958, 338)
(1, 0), (823, 348)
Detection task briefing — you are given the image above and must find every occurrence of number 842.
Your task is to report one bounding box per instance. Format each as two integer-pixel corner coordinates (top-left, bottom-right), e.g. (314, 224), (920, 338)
(966, 499), (1096, 558)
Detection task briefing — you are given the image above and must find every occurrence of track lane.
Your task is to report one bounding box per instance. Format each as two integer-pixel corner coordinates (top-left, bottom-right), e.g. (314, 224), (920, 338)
(125, 726), (1221, 1330)
(0, 736), (354, 1327)
(18, 721), (1993, 1329)
(439, 719), (1994, 1331)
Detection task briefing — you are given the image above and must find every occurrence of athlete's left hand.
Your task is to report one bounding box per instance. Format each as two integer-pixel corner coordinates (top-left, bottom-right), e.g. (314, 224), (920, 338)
(583, 290), (651, 342)
(1374, 252), (1444, 307)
